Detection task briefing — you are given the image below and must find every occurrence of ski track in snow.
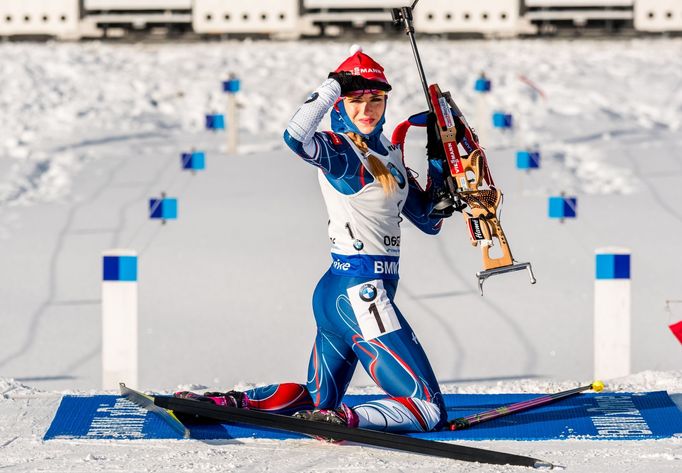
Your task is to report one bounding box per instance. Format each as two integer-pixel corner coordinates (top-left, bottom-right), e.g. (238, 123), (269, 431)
(0, 134), (176, 376)
(434, 237), (539, 377)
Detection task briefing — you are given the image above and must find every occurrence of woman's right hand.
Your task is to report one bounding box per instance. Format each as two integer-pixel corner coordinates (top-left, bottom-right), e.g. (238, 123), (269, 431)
(328, 71), (366, 95)
(328, 72), (391, 95)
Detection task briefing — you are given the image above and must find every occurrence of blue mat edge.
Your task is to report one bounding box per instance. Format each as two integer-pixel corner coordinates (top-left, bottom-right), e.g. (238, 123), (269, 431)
(44, 391), (682, 442)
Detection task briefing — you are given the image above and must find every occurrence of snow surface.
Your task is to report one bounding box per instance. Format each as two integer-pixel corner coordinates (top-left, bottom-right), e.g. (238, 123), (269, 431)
(2, 373), (682, 472)
(1, 38), (682, 471)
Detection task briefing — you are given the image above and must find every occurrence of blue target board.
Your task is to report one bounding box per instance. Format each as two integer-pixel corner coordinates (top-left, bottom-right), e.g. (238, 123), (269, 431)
(492, 112), (513, 129)
(205, 114), (225, 130)
(149, 198), (177, 221)
(181, 151), (205, 171)
(548, 196), (577, 219)
(222, 78), (241, 94)
(516, 151), (541, 169)
(475, 77), (491, 92)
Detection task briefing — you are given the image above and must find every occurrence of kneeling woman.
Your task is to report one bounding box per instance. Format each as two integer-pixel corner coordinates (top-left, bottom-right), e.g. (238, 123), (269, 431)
(178, 48), (451, 433)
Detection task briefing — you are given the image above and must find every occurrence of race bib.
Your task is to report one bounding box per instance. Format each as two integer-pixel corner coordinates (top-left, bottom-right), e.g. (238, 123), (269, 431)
(347, 280), (401, 341)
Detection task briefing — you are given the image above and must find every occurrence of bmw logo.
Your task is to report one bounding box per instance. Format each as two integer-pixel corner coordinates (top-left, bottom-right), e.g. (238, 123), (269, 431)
(353, 239), (364, 251)
(387, 163), (406, 189)
(359, 284), (378, 302)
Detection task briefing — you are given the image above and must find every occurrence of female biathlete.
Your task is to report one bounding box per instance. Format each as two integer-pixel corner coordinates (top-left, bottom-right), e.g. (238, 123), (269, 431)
(177, 48), (452, 433)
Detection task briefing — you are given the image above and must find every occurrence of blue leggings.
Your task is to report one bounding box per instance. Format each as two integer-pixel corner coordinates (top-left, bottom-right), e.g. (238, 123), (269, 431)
(244, 269), (447, 431)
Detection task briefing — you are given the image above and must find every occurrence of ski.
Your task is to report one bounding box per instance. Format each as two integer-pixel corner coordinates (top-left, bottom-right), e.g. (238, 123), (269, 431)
(120, 383), (190, 438)
(120, 383), (554, 469)
(449, 381), (604, 430)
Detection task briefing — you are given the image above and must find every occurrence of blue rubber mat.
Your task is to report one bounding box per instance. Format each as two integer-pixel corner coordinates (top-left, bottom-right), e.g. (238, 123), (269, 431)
(44, 391), (682, 441)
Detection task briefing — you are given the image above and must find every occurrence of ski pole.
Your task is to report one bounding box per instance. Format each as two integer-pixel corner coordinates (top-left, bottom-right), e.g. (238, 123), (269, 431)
(448, 380), (604, 430)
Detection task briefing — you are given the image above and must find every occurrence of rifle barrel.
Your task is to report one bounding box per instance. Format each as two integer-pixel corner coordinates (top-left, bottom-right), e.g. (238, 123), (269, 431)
(398, 6), (432, 112)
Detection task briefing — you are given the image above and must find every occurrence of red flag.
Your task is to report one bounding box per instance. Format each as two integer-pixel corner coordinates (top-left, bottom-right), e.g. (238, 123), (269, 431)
(669, 321), (682, 344)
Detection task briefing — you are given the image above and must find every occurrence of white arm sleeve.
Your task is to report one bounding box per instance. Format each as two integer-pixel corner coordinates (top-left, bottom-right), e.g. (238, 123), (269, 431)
(286, 79), (342, 157)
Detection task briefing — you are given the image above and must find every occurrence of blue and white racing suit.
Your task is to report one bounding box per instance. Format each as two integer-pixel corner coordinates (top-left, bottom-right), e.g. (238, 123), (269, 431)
(243, 79), (447, 433)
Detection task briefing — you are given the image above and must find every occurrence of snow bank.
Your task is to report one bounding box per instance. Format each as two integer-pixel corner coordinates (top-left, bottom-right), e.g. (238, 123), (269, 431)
(3, 39), (680, 210)
(8, 371), (676, 400)
(0, 377), (42, 398)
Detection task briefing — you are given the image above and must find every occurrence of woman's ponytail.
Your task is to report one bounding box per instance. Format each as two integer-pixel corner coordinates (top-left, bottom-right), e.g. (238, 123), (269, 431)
(346, 132), (396, 195)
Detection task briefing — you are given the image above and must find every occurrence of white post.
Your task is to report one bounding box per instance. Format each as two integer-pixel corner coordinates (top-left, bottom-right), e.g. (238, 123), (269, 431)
(223, 75), (240, 154)
(474, 74), (491, 146)
(227, 93), (238, 154)
(102, 249), (138, 390)
(594, 247), (631, 380)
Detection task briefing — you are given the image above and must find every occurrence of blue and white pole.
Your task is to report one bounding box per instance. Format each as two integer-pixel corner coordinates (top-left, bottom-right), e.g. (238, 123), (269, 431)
(101, 250), (138, 390)
(594, 248), (631, 380)
(223, 74), (241, 154)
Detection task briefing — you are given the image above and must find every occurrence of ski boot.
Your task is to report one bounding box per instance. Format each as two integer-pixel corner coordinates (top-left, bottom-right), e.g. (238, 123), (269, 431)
(203, 390), (247, 408)
(293, 403), (358, 442)
(173, 389), (247, 423)
(174, 389), (247, 408)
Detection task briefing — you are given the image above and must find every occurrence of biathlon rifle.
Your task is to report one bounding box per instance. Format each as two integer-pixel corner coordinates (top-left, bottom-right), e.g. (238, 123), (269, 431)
(391, 2), (536, 295)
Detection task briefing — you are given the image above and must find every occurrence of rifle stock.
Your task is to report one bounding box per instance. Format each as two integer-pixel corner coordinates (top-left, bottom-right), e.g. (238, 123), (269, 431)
(391, 4), (536, 294)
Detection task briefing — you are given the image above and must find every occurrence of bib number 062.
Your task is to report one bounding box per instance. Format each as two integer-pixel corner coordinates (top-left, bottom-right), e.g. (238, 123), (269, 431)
(384, 236), (400, 247)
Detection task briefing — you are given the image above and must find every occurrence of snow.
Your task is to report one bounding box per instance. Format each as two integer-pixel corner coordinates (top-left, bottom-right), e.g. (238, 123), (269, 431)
(2, 373), (682, 472)
(1, 38), (682, 471)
